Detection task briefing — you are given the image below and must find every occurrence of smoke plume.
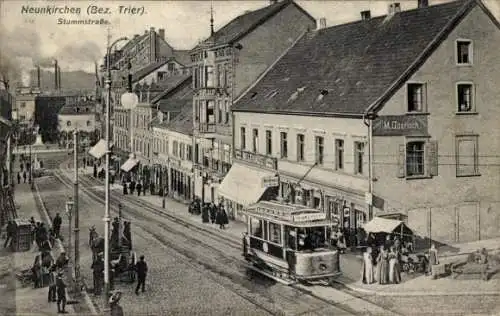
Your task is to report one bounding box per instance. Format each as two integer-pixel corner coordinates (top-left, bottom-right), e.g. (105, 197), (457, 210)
(0, 25), (103, 88)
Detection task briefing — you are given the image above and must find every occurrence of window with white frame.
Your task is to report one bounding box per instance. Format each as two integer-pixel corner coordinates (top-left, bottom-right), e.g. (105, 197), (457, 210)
(335, 139), (344, 170)
(173, 140), (178, 157)
(280, 132), (288, 158)
(297, 134), (305, 162)
(217, 101), (223, 123)
(456, 135), (479, 177)
(180, 143), (185, 160)
(354, 141), (365, 174)
(407, 83), (426, 112)
(406, 141), (425, 176)
(457, 83), (474, 112)
(252, 129), (258, 153)
(266, 130), (272, 155)
(456, 40), (472, 65)
(315, 136), (324, 165)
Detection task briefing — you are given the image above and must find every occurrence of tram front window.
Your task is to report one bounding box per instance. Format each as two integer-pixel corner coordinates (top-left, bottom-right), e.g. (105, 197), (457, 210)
(250, 218), (263, 238)
(297, 227), (327, 252)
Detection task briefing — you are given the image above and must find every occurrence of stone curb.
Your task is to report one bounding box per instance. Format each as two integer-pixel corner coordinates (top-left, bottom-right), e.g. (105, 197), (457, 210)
(33, 181), (99, 315)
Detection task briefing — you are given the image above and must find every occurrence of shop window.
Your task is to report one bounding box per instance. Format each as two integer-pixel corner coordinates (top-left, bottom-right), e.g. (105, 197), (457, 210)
(268, 222), (281, 244)
(456, 135), (479, 177)
(250, 218), (263, 238)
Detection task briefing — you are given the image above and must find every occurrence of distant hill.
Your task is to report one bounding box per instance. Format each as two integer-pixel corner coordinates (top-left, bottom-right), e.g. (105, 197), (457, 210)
(28, 69), (96, 92)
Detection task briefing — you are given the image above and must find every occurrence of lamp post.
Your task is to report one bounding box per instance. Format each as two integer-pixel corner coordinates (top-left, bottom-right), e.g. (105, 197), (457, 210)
(29, 124), (37, 190)
(104, 36), (128, 301)
(73, 129), (81, 288)
(65, 199), (74, 263)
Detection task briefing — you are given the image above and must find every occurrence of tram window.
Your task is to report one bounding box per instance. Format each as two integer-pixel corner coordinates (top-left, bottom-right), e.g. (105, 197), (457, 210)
(250, 218), (263, 238)
(285, 226), (297, 250)
(269, 222), (281, 244)
(297, 227), (327, 251)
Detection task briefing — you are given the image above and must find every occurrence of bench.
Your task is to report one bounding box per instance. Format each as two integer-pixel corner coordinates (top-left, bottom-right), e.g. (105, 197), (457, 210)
(451, 262), (494, 281)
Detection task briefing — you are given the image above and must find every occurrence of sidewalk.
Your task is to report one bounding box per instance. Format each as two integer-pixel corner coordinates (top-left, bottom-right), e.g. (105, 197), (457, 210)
(87, 175), (500, 297)
(2, 182), (75, 315)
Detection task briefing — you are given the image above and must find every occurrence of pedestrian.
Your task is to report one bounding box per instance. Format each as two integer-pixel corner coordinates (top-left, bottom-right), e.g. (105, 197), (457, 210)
(20, 162), (24, 171)
(55, 252), (69, 270)
(202, 204), (210, 223)
(388, 246), (401, 284)
(47, 266), (57, 302)
(142, 183), (147, 196)
(23, 171), (27, 183)
(428, 243), (439, 278)
(209, 203), (216, 224)
(361, 246), (374, 284)
(136, 182), (142, 197)
(129, 181), (135, 195)
(109, 291), (124, 316)
(17, 172), (21, 184)
(56, 271), (67, 313)
(135, 255), (148, 295)
(52, 213), (62, 238)
(3, 221), (14, 248)
(93, 164), (98, 178)
(150, 182), (155, 195)
(91, 254), (104, 295)
(376, 245), (389, 284)
(216, 206), (229, 229)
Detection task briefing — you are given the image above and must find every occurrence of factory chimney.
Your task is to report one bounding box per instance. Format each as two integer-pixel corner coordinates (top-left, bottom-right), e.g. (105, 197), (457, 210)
(54, 60), (58, 90)
(58, 65), (61, 91)
(37, 66), (41, 88)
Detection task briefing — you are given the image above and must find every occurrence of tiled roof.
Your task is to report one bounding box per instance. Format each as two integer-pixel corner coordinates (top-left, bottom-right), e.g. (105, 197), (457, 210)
(58, 102), (96, 115)
(195, 0), (312, 49)
(157, 103), (193, 136)
(132, 59), (172, 83)
(172, 50), (191, 66)
(133, 74), (191, 103)
(233, 0), (475, 115)
(151, 75), (192, 104)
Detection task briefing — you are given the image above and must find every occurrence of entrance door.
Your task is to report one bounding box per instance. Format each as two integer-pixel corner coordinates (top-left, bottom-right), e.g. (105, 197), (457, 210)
(457, 203), (478, 243)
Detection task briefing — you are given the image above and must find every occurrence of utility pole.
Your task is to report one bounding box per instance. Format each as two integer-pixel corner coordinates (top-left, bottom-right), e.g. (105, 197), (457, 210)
(73, 129), (80, 287)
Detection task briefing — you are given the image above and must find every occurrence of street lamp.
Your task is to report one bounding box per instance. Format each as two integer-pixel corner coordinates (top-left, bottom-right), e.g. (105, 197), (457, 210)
(72, 129), (81, 289)
(104, 36), (128, 301)
(65, 199), (74, 263)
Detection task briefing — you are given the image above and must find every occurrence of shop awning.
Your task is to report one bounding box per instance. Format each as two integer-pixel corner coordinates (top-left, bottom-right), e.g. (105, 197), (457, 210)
(363, 217), (413, 235)
(120, 157), (139, 172)
(88, 139), (108, 159)
(218, 162), (277, 207)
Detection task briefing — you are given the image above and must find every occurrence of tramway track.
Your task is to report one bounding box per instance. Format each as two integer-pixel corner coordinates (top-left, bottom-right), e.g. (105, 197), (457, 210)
(51, 168), (396, 316)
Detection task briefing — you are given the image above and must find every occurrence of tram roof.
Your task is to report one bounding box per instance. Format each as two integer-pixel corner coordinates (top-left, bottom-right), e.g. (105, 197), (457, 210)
(244, 201), (332, 227)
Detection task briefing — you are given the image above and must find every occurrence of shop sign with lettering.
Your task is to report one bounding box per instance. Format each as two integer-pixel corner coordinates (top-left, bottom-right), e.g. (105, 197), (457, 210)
(262, 176), (279, 188)
(293, 213), (326, 222)
(373, 115), (428, 136)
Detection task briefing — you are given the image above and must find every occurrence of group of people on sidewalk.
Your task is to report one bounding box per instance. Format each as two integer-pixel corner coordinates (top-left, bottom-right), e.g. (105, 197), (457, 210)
(189, 199), (229, 229)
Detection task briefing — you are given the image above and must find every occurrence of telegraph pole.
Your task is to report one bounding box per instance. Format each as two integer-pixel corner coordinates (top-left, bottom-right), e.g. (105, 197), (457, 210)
(73, 129), (80, 286)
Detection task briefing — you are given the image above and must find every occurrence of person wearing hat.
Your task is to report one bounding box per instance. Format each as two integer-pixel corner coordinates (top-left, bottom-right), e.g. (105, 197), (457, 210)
(56, 271), (67, 313)
(47, 265), (57, 302)
(91, 253), (105, 295)
(108, 291), (123, 316)
(135, 255), (148, 295)
(55, 252), (69, 270)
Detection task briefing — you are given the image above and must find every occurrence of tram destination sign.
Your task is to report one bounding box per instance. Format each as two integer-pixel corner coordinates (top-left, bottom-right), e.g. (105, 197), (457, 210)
(293, 213), (326, 222)
(372, 115), (428, 136)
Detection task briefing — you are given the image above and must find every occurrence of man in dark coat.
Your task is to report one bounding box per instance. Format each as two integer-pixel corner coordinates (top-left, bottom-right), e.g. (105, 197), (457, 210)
(17, 172), (21, 184)
(52, 213), (62, 238)
(135, 255), (148, 295)
(216, 207), (229, 229)
(4, 221), (15, 248)
(56, 271), (67, 313)
(136, 182), (142, 196)
(23, 171), (27, 183)
(93, 165), (98, 178)
(47, 266), (57, 302)
(91, 254), (104, 295)
(129, 181), (135, 195)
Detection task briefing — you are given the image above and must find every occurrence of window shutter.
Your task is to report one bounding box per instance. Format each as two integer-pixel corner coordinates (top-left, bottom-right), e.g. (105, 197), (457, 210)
(397, 144), (406, 178)
(425, 141), (438, 177)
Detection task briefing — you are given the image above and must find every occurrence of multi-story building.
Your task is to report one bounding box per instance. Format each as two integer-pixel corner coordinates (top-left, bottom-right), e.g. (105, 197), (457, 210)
(57, 99), (97, 148)
(191, 0), (316, 206)
(231, 0), (500, 246)
(13, 87), (41, 126)
(114, 74), (192, 174)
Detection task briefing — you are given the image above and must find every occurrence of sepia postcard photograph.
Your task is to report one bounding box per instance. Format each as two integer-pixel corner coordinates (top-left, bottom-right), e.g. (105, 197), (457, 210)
(0, 0), (499, 315)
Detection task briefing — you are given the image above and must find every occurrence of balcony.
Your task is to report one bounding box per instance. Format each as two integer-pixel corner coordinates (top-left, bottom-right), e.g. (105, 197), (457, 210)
(234, 149), (277, 170)
(197, 123), (216, 133)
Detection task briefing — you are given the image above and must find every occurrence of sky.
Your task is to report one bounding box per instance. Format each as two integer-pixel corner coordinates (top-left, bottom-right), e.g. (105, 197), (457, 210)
(1, 0), (499, 83)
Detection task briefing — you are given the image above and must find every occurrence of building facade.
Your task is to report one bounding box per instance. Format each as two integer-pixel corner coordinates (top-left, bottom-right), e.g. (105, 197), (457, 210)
(231, 0), (500, 246)
(191, 0), (316, 205)
(57, 100), (97, 148)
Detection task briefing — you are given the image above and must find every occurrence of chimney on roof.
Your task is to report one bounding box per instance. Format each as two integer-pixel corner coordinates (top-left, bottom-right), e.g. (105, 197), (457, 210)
(54, 60), (58, 90)
(158, 28), (165, 40)
(418, 0), (429, 8)
(361, 10), (371, 20)
(388, 3), (401, 14)
(58, 65), (61, 91)
(317, 18), (327, 30)
(37, 66), (41, 88)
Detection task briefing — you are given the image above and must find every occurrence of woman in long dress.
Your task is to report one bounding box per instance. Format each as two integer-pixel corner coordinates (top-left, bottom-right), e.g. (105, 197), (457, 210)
(376, 245), (389, 284)
(361, 247), (374, 284)
(388, 247), (401, 284)
(428, 243), (439, 277)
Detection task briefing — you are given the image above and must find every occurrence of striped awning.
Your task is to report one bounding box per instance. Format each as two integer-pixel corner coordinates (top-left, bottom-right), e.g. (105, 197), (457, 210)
(88, 139), (108, 159)
(121, 157), (139, 172)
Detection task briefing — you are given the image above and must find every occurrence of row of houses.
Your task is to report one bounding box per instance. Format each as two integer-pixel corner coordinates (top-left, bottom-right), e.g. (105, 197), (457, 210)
(102, 0), (500, 246)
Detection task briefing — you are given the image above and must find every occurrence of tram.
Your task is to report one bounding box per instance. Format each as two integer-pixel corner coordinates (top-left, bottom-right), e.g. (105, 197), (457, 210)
(242, 201), (341, 284)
